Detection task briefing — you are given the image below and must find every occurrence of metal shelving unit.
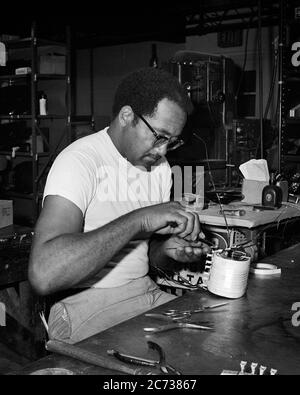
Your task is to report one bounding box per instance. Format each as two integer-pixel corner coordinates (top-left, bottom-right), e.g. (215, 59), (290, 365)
(0, 21), (72, 224)
(279, 0), (300, 174)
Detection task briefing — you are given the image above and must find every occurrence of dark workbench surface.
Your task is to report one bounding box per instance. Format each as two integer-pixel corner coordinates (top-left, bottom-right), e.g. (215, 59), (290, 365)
(15, 243), (300, 375)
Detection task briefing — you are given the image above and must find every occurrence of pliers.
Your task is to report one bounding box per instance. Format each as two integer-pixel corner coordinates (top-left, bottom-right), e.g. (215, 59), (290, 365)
(107, 341), (182, 375)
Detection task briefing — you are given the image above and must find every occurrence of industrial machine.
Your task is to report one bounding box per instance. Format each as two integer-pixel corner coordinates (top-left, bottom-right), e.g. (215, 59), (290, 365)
(166, 50), (237, 163)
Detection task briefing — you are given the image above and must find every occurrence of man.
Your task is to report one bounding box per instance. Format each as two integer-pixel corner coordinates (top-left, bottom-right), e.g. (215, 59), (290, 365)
(28, 68), (209, 344)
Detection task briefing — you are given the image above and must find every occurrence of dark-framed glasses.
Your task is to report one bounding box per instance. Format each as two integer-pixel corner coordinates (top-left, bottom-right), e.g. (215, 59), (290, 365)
(136, 113), (184, 151)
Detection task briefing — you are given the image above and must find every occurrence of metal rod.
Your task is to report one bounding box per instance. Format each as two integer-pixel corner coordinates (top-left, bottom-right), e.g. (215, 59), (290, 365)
(278, 0), (285, 174)
(258, 0), (264, 159)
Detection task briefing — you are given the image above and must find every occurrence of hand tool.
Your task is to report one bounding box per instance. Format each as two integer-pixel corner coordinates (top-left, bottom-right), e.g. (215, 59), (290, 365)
(107, 341), (182, 375)
(219, 209), (246, 216)
(46, 339), (155, 375)
(145, 313), (211, 326)
(164, 302), (229, 316)
(143, 322), (213, 333)
(145, 313), (192, 321)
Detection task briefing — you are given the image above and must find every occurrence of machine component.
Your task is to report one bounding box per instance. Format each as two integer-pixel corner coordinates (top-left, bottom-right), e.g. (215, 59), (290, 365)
(221, 361), (278, 375)
(168, 51), (236, 125)
(166, 50), (237, 169)
(206, 250), (251, 299)
(228, 118), (272, 183)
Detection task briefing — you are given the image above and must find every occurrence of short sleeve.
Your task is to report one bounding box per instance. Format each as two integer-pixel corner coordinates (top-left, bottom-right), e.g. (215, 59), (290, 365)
(43, 150), (97, 215)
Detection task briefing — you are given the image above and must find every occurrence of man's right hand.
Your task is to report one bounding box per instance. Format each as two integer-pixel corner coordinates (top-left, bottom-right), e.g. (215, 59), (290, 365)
(138, 201), (201, 241)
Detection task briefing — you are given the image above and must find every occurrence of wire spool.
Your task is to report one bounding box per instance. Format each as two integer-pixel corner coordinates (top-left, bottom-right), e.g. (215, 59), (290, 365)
(207, 251), (251, 299)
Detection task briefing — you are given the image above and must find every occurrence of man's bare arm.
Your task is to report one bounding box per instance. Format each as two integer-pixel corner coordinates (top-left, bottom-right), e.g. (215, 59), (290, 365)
(29, 196), (202, 296)
(28, 195), (141, 295)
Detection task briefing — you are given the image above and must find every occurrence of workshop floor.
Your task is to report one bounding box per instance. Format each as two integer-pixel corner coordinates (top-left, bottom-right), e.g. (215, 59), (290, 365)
(0, 342), (30, 375)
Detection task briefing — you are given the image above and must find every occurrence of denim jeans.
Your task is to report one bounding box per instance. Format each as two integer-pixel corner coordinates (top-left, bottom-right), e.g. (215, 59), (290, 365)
(48, 276), (176, 344)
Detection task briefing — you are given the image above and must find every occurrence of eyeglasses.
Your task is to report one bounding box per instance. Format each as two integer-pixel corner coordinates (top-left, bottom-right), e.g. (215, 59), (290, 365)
(136, 113), (184, 152)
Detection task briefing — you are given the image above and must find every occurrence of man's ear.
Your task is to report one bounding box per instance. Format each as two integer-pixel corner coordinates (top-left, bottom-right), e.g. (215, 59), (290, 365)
(119, 106), (134, 127)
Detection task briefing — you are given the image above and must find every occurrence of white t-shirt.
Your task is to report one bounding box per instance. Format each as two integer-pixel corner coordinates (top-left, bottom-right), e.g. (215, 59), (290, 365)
(43, 127), (172, 288)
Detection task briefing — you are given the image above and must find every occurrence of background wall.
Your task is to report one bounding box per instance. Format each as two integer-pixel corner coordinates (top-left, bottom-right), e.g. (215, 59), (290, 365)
(76, 41), (185, 128)
(75, 26), (279, 128)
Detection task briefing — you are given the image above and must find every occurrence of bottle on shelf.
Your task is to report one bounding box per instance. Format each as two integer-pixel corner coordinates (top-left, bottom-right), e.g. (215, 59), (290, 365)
(39, 91), (48, 116)
(149, 43), (158, 68)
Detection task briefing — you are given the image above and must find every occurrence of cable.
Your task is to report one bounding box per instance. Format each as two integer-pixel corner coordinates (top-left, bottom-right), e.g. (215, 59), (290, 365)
(264, 47), (279, 120)
(153, 265), (203, 290)
(233, 203), (298, 249)
(193, 132), (232, 244)
(234, 23), (251, 113)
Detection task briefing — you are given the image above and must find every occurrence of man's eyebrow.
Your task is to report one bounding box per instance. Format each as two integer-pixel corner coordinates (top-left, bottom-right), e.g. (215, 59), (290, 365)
(156, 127), (171, 137)
(155, 127), (181, 138)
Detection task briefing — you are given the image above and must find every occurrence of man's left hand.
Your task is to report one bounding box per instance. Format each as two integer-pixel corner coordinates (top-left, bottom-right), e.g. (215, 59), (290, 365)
(163, 236), (211, 263)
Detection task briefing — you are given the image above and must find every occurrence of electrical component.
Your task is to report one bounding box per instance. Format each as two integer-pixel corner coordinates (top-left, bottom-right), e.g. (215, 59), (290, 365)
(221, 361), (278, 375)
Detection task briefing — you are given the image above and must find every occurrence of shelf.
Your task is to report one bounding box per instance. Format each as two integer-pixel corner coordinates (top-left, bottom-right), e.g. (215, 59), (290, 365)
(0, 151), (49, 158)
(286, 118), (300, 124)
(0, 74), (67, 81)
(0, 191), (44, 201)
(2, 37), (66, 50)
(37, 115), (67, 119)
(37, 74), (68, 80)
(0, 115), (31, 120)
(71, 115), (93, 125)
(0, 114), (67, 120)
(283, 155), (300, 163)
(0, 74), (31, 81)
(0, 191), (34, 200)
(0, 22), (71, 224)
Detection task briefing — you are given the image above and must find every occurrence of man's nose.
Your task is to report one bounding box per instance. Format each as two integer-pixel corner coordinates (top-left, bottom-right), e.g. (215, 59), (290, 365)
(155, 143), (168, 156)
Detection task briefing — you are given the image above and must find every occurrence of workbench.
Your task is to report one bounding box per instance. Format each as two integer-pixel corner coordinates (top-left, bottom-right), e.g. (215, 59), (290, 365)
(199, 202), (300, 252)
(0, 225), (46, 359)
(14, 243), (300, 375)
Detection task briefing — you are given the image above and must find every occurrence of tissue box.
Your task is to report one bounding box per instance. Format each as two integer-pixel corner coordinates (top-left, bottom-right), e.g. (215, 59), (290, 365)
(241, 179), (269, 205)
(39, 54), (66, 75)
(0, 200), (13, 228)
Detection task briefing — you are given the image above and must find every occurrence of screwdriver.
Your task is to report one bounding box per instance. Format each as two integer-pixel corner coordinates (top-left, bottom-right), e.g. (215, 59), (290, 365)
(219, 209), (246, 217)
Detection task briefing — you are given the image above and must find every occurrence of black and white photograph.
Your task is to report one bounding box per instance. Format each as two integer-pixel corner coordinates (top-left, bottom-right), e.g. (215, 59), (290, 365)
(0, 0), (299, 379)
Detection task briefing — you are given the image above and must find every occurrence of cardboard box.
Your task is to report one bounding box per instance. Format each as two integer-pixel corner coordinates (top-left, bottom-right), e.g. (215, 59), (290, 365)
(39, 54), (66, 75)
(0, 200), (13, 228)
(241, 179), (269, 205)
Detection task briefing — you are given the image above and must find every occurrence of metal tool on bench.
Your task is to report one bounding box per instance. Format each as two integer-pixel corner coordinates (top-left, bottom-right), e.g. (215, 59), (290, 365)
(145, 312), (203, 322)
(163, 302), (229, 317)
(107, 341), (182, 375)
(219, 209), (246, 217)
(143, 321), (213, 333)
(145, 303), (227, 323)
(46, 340), (155, 375)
